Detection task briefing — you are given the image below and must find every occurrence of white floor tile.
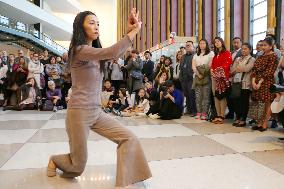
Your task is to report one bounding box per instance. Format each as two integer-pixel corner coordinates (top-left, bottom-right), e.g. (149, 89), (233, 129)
(41, 120), (66, 129)
(126, 124), (199, 138)
(0, 114), (53, 121)
(144, 154), (284, 189)
(0, 141), (117, 170)
(174, 116), (207, 124)
(0, 129), (38, 144)
(206, 131), (284, 153)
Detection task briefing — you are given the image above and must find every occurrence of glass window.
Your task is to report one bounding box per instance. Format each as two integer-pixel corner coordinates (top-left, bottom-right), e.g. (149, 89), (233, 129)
(250, 0), (267, 52)
(217, 0), (225, 40)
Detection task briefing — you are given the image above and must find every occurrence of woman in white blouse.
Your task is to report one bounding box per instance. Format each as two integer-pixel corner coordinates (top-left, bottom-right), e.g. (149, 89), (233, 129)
(109, 58), (124, 91)
(192, 39), (214, 120)
(28, 52), (44, 89)
(0, 58), (8, 101)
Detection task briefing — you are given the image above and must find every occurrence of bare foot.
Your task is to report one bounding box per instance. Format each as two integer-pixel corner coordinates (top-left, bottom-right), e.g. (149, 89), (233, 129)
(47, 158), (57, 177)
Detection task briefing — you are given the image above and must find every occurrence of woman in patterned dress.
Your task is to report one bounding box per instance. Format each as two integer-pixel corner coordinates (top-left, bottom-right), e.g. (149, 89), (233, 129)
(251, 37), (278, 132)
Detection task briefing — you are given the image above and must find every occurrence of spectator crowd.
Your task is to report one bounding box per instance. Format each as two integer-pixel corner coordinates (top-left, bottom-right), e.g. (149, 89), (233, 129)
(0, 33), (284, 131)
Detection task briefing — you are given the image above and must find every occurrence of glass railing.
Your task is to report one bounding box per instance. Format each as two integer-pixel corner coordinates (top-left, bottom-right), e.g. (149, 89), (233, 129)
(0, 15), (67, 54)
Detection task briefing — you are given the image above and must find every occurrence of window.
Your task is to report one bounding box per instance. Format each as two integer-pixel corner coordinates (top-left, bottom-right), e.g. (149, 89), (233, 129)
(250, 0), (267, 52)
(217, 0), (225, 39)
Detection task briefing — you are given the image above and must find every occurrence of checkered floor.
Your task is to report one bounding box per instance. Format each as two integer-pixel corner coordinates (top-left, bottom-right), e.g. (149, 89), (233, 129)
(0, 109), (284, 189)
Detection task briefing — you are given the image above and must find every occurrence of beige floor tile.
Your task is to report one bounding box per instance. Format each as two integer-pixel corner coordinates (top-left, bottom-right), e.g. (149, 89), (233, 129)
(0, 143), (23, 167)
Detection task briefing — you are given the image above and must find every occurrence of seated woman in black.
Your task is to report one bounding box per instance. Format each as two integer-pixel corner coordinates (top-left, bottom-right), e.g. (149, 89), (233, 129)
(150, 80), (184, 120)
(145, 81), (160, 116)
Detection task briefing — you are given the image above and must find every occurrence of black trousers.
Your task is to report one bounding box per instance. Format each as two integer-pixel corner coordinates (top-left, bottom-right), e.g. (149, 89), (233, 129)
(111, 80), (122, 91)
(159, 98), (182, 120)
(233, 89), (251, 121)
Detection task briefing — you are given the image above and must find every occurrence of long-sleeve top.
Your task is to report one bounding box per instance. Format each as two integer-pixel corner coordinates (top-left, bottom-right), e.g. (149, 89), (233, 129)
(68, 36), (132, 109)
(142, 59), (154, 81)
(109, 62), (123, 80)
(179, 52), (195, 82)
(28, 60), (44, 74)
(230, 55), (255, 89)
(211, 50), (233, 80)
(173, 62), (180, 79)
(46, 88), (62, 100)
(12, 63), (29, 76)
(172, 89), (184, 111)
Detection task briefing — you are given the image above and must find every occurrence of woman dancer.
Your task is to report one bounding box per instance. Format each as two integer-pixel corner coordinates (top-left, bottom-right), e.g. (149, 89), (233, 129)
(47, 9), (152, 188)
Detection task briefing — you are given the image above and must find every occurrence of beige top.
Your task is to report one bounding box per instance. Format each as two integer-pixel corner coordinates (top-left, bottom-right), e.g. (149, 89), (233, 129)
(230, 55), (255, 90)
(68, 36), (132, 109)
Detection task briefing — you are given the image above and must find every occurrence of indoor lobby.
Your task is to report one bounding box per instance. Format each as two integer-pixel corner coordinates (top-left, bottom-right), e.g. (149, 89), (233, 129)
(0, 0), (284, 189)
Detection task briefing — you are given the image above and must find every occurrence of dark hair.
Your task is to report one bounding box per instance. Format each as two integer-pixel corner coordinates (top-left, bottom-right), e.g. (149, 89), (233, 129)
(266, 34), (276, 41)
(176, 50), (182, 62)
(233, 37), (242, 42)
(186, 41), (194, 45)
(159, 55), (166, 64)
(104, 79), (111, 83)
(241, 42), (253, 56)
(144, 50), (152, 57)
(119, 88), (127, 97)
(27, 77), (39, 89)
(196, 39), (211, 56)
(263, 37), (274, 51)
(68, 11), (105, 72)
(131, 49), (139, 54)
(163, 80), (174, 88)
(49, 56), (56, 64)
(164, 56), (172, 65)
(146, 81), (153, 85)
(137, 88), (146, 102)
(180, 46), (185, 49)
(213, 37), (227, 55)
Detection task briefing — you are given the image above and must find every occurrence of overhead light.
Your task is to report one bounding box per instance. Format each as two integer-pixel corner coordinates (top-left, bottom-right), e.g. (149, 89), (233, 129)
(6, 36), (9, 39)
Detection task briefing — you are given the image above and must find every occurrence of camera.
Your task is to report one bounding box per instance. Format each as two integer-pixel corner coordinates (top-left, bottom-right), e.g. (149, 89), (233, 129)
(270, 84), (284, 93)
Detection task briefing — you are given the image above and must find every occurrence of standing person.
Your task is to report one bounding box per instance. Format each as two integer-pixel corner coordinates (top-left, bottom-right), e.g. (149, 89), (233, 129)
(173, 50), (182, 90)
(255, 40), (264, 58)
(192, 39), (214, 120)
(230, 43), (255, 127)
(60, 52), (72, 108)
(125, 49), (143, 94)
(47, 9), (151, 188)
(109, 59), (124, 91)
(142, 50), (154, 82)
(211, 37), (233, 124)
(28, 52), (44, 90)
(251, 37), (278, 132)
(226, 37), (243, 119)
(179, 41), (197, 116)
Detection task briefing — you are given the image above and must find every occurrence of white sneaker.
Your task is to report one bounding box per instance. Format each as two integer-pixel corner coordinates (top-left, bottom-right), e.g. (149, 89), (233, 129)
(53, 106), (57, 112)
(149, 113), (160, 119)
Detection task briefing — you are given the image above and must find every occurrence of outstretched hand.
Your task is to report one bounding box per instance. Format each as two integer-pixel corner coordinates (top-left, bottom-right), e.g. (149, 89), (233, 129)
(127, 8), (142, 33)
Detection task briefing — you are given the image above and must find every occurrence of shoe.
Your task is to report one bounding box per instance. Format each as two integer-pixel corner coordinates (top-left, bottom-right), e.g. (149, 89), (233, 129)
(195, 113), (201, 119)
(236, 123), (246, 127)
(232, 121), (240, 126)
(47, 158), (57, 177)
(200, 113), (207, 120)
(190, 113), (197, 117)
(149, 113), (160, 119)
(251, 126), (260, 130)
(270, 120), (278, 128)
(258, 127), (268, 132)
(249, 119), (257, 125)
(53, 106), (57, 112)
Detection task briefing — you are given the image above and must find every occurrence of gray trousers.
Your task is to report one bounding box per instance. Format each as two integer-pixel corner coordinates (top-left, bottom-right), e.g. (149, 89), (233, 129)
(195, 84), (210, 113)
(51, 108), (152, 187)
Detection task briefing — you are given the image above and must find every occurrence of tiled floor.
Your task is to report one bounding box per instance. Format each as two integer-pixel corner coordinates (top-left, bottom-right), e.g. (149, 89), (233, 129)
(0, 109), (284, 189)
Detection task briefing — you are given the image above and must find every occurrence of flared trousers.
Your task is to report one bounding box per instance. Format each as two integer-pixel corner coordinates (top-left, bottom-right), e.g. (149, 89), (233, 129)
(51, 108), (152, 187)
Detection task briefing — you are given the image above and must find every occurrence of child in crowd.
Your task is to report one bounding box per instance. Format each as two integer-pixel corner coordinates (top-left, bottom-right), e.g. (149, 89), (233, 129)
(101, 79), (115, 112)
(112, 88), (132, 116)
(121, 88), (150, 117)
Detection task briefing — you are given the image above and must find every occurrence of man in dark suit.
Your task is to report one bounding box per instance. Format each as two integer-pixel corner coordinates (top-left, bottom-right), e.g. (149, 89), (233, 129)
(142, 51), (154, 82)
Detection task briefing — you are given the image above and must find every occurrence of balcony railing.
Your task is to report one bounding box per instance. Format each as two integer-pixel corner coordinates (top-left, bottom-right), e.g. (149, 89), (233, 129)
(0, 15), (67, 54)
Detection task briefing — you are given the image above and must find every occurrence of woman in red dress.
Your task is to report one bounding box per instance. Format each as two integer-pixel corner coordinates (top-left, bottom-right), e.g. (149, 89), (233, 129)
(251, 37), (278, 132)
(211, 37), (233, 124)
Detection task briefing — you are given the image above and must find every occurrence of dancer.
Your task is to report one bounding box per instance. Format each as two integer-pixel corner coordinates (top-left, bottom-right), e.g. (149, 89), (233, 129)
(47, 9), (152, 188)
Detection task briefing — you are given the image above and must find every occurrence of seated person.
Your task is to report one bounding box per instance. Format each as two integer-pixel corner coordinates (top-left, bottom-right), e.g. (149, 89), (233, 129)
(145, 81), (160, 116)
(46, 81), (62, 112)
(112, 88), (132, 116)
(271, 92), (284, 127)
(150, 80), (184, 120)
(3, 77), (41, 111)
(65, 88), (72, 104)
(101, 79), (115, 112)
(154, 71), (169, 92)
(121, 88), (149, 117)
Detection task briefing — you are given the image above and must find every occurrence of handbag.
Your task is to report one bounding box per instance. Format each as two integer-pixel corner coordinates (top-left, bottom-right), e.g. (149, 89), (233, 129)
(215, 87), (230, 100)
(131, 70), (143, 80)
(230, 57), (252, 99)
